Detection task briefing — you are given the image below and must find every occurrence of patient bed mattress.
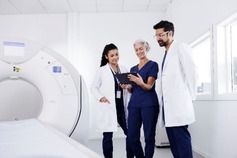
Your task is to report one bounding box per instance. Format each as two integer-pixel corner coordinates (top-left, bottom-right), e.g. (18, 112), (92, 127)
(0, 119), (102, 158)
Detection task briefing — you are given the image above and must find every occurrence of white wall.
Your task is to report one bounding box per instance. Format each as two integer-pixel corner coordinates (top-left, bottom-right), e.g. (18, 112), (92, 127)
(165, 0), (237, 157)
(0, 14), (67, 57)
(166, 0), (237, 44)
(192, 101), (237, 158)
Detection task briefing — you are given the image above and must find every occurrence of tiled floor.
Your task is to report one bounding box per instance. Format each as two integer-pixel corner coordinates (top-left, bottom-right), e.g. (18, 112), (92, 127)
(86, 138), (204, 158)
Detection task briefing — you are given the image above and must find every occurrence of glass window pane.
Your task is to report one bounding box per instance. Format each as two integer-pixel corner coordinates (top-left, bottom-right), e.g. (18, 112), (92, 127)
(231, 23), (237, 91)
(191, 37), (211, 94)
(217, 19), (237, 95)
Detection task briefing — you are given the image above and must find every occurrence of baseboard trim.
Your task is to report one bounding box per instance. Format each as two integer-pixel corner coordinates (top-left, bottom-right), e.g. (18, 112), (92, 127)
(192, 146), (213, 158)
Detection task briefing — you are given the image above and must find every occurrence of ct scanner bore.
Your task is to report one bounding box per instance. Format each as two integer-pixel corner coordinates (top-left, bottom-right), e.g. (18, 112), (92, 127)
(0, 38), (88, 140)
(0, 79), (43, 120)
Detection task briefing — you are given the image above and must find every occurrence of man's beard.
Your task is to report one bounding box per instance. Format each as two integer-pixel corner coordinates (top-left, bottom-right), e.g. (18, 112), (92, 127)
(158, 40), (168, 47)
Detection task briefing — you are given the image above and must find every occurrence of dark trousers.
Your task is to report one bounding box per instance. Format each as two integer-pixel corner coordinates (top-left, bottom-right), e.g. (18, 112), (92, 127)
(102, 103), (134, 158)
(127, 107), (159, 158)
(166, 125), (193, 158)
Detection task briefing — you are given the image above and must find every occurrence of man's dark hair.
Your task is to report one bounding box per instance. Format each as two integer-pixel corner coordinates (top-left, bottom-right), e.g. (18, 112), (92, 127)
(153, 20), (175, 36)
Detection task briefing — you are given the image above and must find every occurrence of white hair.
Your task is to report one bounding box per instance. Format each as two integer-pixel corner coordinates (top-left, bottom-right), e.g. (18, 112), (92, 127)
(133, 39), (150, 52)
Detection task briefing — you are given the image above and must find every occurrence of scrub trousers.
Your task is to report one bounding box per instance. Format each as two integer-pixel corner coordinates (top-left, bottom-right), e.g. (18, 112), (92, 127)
(102, 100), (134, 158)
(166, 125), (193, 158)
(127, 106), (159, 158)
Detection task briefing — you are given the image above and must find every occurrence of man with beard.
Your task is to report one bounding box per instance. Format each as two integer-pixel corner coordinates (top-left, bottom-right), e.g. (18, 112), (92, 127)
(153, 20), (198, 158)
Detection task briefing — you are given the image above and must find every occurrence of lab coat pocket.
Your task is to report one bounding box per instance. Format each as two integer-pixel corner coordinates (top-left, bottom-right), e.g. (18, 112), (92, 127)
(97, 102), (117, 131)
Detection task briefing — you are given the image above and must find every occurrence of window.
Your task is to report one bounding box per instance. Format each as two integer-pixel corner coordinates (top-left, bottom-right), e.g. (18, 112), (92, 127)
(190, 33), (212, 97)
(216, 15), (237, 98)
(189, 12), (237, 100)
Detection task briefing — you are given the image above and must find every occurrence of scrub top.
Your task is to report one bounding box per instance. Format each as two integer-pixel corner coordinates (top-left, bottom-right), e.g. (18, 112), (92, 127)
(128, 60), (159, 108)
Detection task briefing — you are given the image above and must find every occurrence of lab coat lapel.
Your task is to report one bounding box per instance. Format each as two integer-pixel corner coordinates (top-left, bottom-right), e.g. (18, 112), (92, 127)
(105, 64), (113, 77)
(161, 40), (176, 74)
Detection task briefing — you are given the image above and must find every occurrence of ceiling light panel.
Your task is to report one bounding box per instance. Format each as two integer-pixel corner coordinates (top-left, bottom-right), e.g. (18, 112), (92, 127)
(147, 4), (167, 12)
(39, 0), (71, 13)
(68, 0), (97, 12)
(0, 0), (169, 14)
(96, 0), (123, 12)
(9, 0), (45, 14)
(0, 0), (19, 14)
(122, 5), (147, 12)
(150, 0), (171, 5)
(97, 5), (122, 12)
(96, 0), (123, 6)
(70, 6), (97, 13)
(123, 0), (150, 5)
(68, 0), (96, 6)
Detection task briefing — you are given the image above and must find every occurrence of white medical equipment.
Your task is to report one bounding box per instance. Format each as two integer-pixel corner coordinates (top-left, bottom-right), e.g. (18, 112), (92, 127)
(0, 119), (101, 158)
(155, 126), (170, 148)
(0, 38), (101, 157)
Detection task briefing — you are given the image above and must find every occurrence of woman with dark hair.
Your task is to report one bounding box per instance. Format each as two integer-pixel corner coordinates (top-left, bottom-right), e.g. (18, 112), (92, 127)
(91, 43), (133, 158)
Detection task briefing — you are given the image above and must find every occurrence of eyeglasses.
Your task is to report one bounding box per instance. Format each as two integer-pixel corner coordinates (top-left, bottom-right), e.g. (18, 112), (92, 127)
(154, 31), (169, 38)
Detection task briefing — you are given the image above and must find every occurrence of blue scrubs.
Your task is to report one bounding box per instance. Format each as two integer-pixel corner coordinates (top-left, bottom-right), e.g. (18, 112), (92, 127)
(127, 60), (159, 158)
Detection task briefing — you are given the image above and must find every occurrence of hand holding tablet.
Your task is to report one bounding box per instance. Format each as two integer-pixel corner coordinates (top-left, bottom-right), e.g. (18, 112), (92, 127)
(115, 72), (138, 84)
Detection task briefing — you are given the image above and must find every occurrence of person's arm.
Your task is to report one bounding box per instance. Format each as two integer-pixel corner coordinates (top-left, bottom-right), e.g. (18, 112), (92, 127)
(179, 43), (198, 100)
(90, 68), (109, 102)
(128, 73), (156, 91)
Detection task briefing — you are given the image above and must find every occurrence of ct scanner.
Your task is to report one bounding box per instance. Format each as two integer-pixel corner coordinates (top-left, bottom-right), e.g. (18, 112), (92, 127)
(0, 38), (102, 157)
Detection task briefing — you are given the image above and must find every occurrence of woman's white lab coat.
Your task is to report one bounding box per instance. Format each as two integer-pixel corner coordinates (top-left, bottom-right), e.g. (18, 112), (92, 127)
(90, 63), (130, 132)
(157, 40), (198, 127)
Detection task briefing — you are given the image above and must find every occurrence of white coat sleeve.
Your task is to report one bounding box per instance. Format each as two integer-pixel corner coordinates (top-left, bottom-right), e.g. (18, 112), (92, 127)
(178, 43), (198, 100)
(90, 68), (104, 101)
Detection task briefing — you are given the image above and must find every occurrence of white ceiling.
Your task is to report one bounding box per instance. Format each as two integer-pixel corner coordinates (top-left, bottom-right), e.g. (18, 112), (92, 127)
(0, 0), (171, 15)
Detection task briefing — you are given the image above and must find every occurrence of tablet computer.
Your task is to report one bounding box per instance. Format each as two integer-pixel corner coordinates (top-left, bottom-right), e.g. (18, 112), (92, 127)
(115, 72), (138, 84)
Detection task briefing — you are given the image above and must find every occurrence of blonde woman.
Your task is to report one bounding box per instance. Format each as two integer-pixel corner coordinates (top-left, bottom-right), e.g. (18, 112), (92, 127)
(126, 40), (159, 158)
